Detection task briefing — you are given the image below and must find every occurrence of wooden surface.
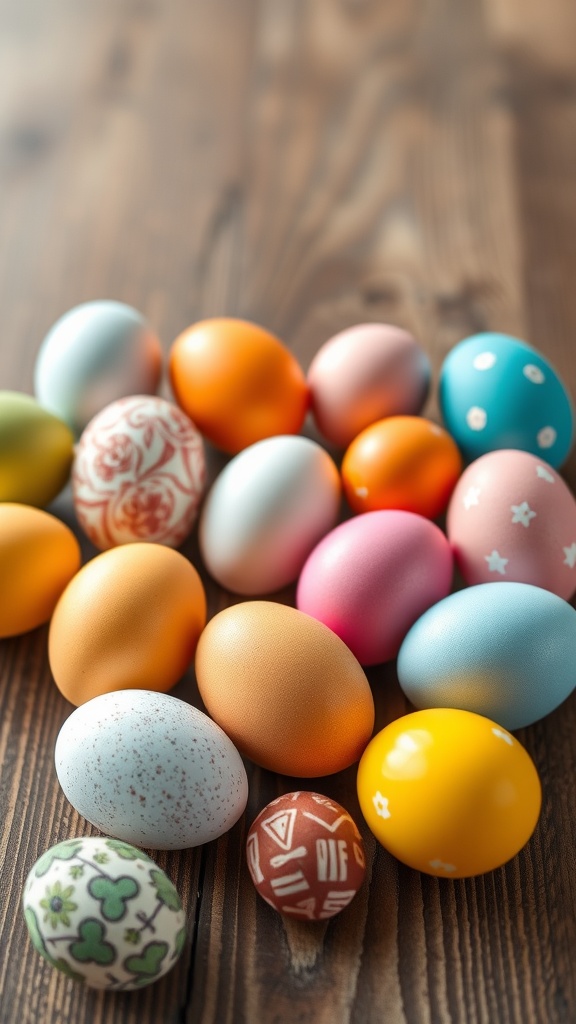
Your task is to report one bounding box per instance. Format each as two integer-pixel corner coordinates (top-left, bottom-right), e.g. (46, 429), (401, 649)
(1, 0), (576, 1021)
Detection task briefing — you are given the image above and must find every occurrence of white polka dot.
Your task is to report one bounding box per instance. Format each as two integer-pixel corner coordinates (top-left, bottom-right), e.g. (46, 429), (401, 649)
(523, 364), (545, 384)
(466, 406), (487, 431)
(473, 352), (497, 371)
(537, 426), (557, 449)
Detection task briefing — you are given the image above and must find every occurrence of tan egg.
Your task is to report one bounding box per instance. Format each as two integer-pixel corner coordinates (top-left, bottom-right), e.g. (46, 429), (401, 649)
(49, 543), (206, 705)
(0, 503), (81, 637)
(195, 602), (375, 777)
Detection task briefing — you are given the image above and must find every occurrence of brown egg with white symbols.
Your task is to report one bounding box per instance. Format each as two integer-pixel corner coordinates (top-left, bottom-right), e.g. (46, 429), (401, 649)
(246, 792), (366, 920)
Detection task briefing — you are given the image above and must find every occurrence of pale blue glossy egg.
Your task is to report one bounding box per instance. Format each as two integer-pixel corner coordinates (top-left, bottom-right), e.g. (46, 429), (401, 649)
(397, 582), (576, 730)
(439, 333), (574, 467)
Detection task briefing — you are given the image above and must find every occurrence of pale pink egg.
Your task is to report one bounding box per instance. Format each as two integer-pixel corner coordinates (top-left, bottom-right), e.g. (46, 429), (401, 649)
(296, 510), (453, 665)
(307, 323), (431, 448)
(447, 450), (576, 599)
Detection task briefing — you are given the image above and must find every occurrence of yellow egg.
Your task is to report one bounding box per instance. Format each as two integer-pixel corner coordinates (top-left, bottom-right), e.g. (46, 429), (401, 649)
(48, 543), (206, 705)
(0, 504), (81, 637)
(0, 391), (74, 507)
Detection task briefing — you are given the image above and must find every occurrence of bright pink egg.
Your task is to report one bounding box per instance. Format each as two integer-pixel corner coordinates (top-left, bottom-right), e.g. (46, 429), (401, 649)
(296, 510), (453, 665)
(447, 450), (576, 599)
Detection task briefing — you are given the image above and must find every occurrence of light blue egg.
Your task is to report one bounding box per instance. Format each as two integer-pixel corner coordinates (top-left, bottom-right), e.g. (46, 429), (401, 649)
(439, 332), (574, 467)
(397, 582), (576, 730)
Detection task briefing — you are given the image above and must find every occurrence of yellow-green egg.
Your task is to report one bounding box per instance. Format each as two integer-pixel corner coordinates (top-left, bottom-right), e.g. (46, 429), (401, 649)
(0, 391), (74, 507)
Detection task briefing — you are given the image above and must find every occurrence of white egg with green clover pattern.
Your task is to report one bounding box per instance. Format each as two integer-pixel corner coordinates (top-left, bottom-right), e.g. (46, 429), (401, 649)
(22, 836), (186, 990)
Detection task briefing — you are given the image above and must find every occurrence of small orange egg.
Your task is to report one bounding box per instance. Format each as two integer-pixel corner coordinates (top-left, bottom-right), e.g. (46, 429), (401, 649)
(169, 318), (308, 454)
(48, 543), (206, 705)
(0, 504), (81, 637)
(342, 416), (462, 519)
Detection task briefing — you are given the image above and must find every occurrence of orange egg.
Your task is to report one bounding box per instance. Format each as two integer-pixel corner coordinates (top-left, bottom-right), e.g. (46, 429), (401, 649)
(342, 416), (462, 519)
(48, 543), (206, 705)
(195, 601), (375, 777)
(169, 318), (308, 454)
(0, 503), (81, 637)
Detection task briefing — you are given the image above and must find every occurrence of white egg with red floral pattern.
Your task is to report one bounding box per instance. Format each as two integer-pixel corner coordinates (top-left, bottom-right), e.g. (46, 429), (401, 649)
(23, 836), (186, 990)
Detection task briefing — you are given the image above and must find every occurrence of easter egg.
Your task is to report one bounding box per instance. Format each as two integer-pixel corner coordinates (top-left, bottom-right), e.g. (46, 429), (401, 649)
(73, 395), (206, 550)
(397, 582), (576, 730)
(55, 691), (248, 849)
(357, 709), (541, 877)
(49, 543), (206, 705)
(199, 435), (340, 595)
(246, 792), (366, 919)
(307, 323), (431, 448)
(439, 332), (574, 467)
(34, 301), (163, 436)
(447, 450), (576, 598)
(0, 504), (81, 637)
(296, 511), (453, 665)
(23, 836), (186, 990)
(169, 318), (308, 454)
(0, 391), (74, 507)
(195, 602), (375, 777)
(341, 416), (462, 518)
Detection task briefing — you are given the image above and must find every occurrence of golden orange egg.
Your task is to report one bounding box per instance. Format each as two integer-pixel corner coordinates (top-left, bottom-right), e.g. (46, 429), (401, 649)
(195, 601), (375, 777)
(0, 503), (81, 637)
(169, 318), (308, 454)
(48, 543), (206, 705)
(342, 416), (462, 519)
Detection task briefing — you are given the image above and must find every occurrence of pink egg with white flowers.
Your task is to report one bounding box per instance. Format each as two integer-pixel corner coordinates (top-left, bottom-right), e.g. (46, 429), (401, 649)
(296, 510), (453, 665)
(447, 450), (576, 599)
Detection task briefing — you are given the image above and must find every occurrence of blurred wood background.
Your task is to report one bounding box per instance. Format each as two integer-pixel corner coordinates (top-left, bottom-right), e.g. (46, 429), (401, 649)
(1, 0), (576, 1021)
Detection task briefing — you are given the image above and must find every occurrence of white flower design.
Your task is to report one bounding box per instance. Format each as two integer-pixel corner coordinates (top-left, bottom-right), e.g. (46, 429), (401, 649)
(537, 426), (557, 449)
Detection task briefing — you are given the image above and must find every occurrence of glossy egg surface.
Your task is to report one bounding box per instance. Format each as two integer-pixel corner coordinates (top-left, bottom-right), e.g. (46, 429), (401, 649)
(0, 391), (74, 507)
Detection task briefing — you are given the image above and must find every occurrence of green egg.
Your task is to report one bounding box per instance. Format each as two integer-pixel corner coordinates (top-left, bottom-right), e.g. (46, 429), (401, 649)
(0, 391), (74, 507)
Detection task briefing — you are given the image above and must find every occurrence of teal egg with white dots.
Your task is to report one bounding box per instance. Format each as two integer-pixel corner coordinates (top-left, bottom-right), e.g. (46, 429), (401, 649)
(439, 333), (574, 467)
(22, 836), (186, 990)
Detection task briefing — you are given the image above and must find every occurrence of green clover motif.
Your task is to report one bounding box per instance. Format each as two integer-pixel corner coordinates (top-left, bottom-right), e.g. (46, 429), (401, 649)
(88, 876), (139, 921)
(40, 881), (77, 929)
(23, 907), (85, 983)
(34, 840), (83, 878)
(70, 919), (115, 966)
(124, 941), (169, 984)
(105, 839), (154, 862)
(93, 852), (110, 865)
(149, 869), (182, 912)
(69, 866), (84, 880)
(123, 928), (141, 945)
(173, 926), (187, 960)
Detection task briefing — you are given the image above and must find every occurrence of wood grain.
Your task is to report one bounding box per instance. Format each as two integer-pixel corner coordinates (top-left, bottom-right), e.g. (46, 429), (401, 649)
(1, 0), (575, 1021)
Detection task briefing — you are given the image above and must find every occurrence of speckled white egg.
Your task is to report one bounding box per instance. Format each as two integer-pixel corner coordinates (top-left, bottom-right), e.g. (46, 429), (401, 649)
(72, 395), (206, 549)
(23, 836), (186, 990)
(34, 301), (163, 436)
(199, 435), (341, 595)
(55, 691), (249, 850)
(447, 450), (576, 599)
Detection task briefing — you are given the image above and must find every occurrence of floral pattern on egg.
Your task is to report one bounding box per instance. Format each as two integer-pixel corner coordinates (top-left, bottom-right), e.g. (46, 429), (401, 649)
(72, 395), (206, 550)
(23, 837), (186, 990)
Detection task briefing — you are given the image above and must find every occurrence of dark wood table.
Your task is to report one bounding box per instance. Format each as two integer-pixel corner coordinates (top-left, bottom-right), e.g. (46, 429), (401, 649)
(1, 1), (575, 1021)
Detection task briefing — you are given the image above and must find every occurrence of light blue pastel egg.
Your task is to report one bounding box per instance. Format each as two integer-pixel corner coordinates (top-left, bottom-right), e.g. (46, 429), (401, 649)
(439, 333), (574, 467)
(397, 582), (576, 730)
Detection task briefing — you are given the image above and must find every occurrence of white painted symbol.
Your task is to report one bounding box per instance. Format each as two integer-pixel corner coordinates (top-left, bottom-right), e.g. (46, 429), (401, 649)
(429, 860), (456, 873)
(355, 486), (369, 498)
(563, 543), (576, 568)
(281, 897), (317, 919)
(492, 728), (513, 746)
(511, 501), (536, 527)
(270, 871), (310, 897)
(463, 486), (481, 510)
(270, 846), (308, 869)
(246, 833), (264, 883)
(373, 792), (390, 819)
(485, 550), (508, 575)
(316, 839), (349, 882)
(353, 842), (366, 869)
(466, 406), (487, 431)
(523, 364), (545, 384)
(302, 811), (350, 833)
(318, 891), (357, 918)
(311, 794), (339, 810)
(536, 465), (555, 483)
(473, 352), (497, 371)
(537, 426), (557, 449)
(261, 808), (297, 851)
